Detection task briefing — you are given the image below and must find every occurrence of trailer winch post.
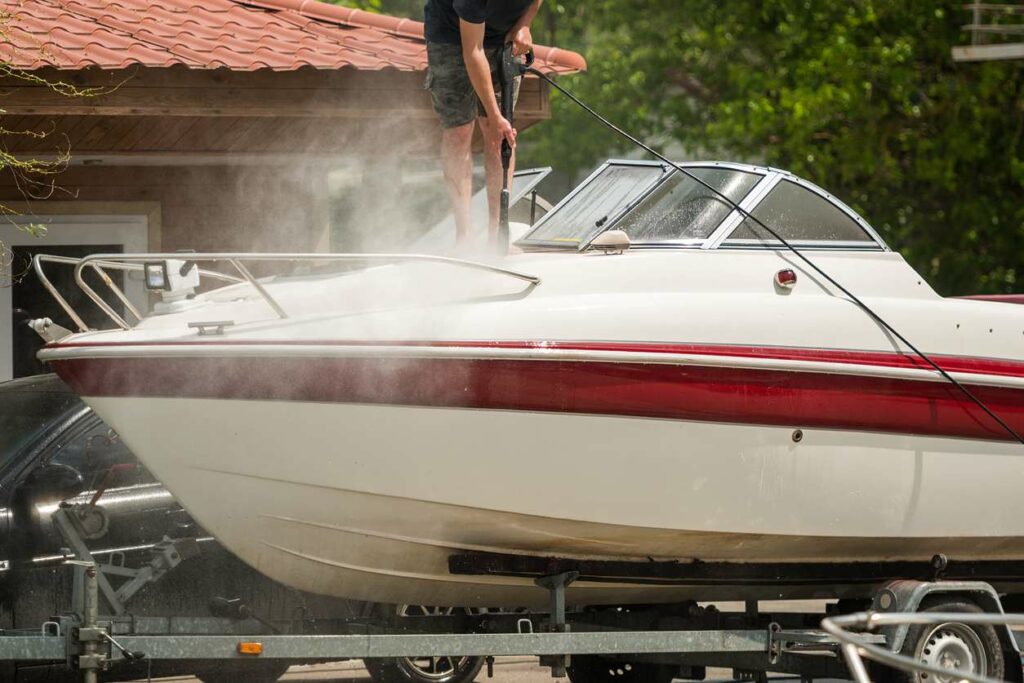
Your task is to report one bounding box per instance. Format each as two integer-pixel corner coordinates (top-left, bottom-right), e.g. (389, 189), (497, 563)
(69, 561), (103, 683)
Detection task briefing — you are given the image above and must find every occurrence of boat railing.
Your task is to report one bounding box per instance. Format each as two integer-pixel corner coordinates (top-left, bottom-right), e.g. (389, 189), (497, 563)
(32, 252), (542, 332)
(822, 611), (1024, 683)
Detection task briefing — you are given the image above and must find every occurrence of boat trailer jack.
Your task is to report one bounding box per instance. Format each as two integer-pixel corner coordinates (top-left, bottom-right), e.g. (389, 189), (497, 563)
(535, 571), (579, 677)
(53, 504), (199, 617)
(67, 562), (145, 683)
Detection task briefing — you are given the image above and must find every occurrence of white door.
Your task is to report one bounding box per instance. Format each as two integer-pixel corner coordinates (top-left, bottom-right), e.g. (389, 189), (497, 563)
(1, 215), (148, 381)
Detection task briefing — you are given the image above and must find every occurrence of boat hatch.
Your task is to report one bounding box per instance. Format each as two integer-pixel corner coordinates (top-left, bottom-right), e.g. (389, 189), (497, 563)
(516, 160), (889, 252)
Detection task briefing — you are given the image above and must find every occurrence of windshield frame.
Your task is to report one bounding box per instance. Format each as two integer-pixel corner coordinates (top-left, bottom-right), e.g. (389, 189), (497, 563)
(516, 160), (889, 252)
(515, 160), (670, 250)
(710, 172), (888, 250)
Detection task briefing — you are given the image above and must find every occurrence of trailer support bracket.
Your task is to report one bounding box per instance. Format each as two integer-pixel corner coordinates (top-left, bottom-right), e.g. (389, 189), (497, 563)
(535, 571), (579, 677)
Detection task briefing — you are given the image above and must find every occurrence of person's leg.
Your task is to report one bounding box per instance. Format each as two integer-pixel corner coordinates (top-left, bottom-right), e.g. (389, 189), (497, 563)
(426, 42), (481, 245)
(440, 122), (476, 244)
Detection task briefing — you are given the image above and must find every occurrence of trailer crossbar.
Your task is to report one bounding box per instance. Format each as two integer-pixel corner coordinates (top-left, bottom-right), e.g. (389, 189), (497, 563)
(0, 634), (67, 661)
(0, 629), (769, 664)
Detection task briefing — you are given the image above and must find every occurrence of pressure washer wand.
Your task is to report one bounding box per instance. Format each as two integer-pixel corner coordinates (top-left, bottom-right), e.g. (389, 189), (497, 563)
(496, 45), (533, 254)
(496, 44), (516, 253)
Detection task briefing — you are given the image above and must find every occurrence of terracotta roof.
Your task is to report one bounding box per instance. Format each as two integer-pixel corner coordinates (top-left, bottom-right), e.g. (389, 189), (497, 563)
(0, 0), (586, 74)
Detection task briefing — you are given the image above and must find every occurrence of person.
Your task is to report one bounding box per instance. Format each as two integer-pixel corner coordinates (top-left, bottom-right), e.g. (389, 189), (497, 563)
(424, 0), (542, 247)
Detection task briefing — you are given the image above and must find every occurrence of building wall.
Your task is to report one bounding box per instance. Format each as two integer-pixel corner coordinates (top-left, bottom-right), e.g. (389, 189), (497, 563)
(0, 163), (330, 253)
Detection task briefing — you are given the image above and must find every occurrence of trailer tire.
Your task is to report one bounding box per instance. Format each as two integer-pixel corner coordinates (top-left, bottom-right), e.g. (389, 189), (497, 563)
(197, 661), (290, 683)
(363, 603), (485, 683)
(364, 655), (485, 683)
(566, 655), (674, 683)
(881, 598), (1004, 683)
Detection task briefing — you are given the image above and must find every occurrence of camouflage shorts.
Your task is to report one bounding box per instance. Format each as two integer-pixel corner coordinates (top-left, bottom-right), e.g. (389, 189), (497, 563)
(425, 42), (522, 129)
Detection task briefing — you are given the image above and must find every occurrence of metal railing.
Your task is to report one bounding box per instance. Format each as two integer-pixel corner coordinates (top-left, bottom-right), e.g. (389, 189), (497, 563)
(32, 254), (245, 333)
(822, 611), (1024, 683)
(954, 3), (1024, 61)
(965, 3), (1024, 43)
(34, 252), (542, 333)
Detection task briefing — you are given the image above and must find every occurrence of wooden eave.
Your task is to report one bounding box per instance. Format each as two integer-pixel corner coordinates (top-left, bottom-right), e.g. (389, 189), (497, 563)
(0, 65), (551, 156)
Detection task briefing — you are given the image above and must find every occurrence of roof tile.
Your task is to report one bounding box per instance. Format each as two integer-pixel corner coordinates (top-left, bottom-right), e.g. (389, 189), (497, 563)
(0, 0), (586, 74)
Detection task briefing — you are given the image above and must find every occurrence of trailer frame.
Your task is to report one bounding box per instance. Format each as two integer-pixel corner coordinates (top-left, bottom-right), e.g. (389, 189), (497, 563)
(1, 502), (1021, 683)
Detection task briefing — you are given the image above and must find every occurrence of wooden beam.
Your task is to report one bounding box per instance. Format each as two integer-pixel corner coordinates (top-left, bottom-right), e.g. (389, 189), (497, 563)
(0, 86), (435, 117)
(9, 66), (429, 90)
(962, 4), (1024, 14)
(0, 66), (550, 119)
(952, 42), (1024, 61)
(4, 114), (546, 157)
(962, 23), (1024, 34)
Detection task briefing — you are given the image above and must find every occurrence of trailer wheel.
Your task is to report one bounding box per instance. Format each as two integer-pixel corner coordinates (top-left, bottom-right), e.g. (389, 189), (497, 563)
(885, 598), (1004, 683)
(364, 604), (485, 683)
(196, 661), (290, 682)
(365, 654), (485, 683)
(566, 655), (674, 683)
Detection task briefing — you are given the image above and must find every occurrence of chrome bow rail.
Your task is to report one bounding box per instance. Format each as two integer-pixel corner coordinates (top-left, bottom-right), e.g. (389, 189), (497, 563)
(33, 252), (542, 332)
(822, 611), (1024, 683)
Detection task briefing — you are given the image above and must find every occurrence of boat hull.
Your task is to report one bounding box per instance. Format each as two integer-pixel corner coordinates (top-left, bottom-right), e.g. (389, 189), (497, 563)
(78, 392), (1024, 607)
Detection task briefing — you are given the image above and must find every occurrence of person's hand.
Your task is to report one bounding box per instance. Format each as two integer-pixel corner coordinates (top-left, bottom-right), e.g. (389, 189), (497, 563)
(493, 115), (517, 148)
(506, 26), (533, 57)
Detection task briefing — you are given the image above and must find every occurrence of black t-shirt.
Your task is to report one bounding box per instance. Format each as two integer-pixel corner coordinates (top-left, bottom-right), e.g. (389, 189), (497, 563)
(424, 0), (534, 48)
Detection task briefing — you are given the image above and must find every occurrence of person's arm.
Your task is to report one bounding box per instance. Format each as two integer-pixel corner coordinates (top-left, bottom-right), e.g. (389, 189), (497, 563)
(506, 0), (542, 56)
(459, 18), (516, 146)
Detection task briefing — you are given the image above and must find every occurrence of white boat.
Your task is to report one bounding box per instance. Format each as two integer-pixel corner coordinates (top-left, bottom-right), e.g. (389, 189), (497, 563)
(33, 160), (1024, 608)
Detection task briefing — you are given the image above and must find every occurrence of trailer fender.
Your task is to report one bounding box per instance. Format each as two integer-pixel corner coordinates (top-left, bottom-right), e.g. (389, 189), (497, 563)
(872, 579), (1022, 682)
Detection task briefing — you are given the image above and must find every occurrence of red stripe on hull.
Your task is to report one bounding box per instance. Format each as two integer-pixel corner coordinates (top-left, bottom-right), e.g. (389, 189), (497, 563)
(47, 339), (1024, 379)
(49, 355), (1024, 442)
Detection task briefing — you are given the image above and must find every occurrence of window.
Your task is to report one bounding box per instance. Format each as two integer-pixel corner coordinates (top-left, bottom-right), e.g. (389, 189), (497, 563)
(519, 164), (666, 247)
(615, 168), (760, 243)
(725, 180), (874, 245)
(0, 389), (77, 469)
(1, 214), (149, 382)
(48, 419), (153, 491)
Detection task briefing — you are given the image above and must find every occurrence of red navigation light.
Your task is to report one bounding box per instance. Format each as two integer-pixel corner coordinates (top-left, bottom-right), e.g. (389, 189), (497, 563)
(775, 269), (798, 289)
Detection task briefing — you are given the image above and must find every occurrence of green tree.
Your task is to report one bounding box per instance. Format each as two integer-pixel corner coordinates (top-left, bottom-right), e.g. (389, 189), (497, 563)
(330, 0), (1023, 294)
(0, 61), (101, 285)
(521, 0), (1024, 295)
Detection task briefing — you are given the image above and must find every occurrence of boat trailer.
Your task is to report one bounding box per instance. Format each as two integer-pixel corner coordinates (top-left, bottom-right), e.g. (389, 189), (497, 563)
(1, 513), (1023, 683)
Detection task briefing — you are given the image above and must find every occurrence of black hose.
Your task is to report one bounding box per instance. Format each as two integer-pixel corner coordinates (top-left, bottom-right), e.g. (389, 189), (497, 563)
(525, 65), (1024, 446)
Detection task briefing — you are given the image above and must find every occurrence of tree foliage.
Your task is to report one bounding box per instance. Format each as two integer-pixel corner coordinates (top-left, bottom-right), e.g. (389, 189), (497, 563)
(520, 0), (1024, 295)
(0, 6), (106, 285)
(0, 64), (104, 285)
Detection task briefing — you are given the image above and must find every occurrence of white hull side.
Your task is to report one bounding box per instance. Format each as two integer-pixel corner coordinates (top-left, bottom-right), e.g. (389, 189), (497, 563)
(86, 396), (1024, 607)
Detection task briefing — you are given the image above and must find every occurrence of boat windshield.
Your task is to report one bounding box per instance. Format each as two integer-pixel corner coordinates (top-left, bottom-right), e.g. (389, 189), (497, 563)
(518, 164), (667, 248)
(517, 160), (885, 251)
(723, 179), (877, 247)
(614, 168), (760, 244)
